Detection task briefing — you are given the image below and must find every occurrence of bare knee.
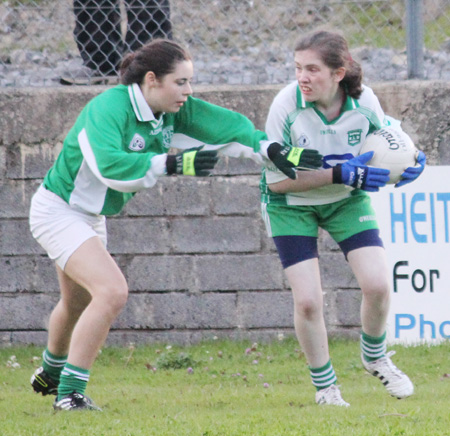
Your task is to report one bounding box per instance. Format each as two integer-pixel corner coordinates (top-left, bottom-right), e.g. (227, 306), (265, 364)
(91, 282), (129, 316)
(294, 296), (323, 320)
(108, 284), (129, 313)
(362, 279), (390, 304)
(68, 297), (91, 318)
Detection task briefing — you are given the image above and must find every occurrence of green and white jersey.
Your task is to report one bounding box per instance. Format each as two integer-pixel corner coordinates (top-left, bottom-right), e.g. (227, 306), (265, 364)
(44, 84), (267, 215)
(261, 81), (393, 206)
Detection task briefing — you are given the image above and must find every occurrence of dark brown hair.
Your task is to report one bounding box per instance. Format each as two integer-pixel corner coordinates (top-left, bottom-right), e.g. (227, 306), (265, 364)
(120, 39), (192, 85)
(295, 31), (363, 99)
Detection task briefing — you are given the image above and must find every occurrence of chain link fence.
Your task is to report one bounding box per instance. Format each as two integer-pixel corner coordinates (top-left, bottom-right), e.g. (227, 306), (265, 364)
(0, 0), (449, 87)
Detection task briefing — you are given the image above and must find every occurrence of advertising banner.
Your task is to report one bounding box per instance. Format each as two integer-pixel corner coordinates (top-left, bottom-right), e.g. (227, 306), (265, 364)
(369, 166), (450, 344)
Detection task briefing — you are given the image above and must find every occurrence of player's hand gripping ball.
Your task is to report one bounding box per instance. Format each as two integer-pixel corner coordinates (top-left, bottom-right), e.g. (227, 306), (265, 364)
(333, 152), (390, 192)
(359, 127), (426, 187)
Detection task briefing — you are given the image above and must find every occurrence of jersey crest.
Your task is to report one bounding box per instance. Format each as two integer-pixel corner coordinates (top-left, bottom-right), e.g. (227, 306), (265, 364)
(162, 126), (174, 149)
(128, 133), (146, 151)
(297, 133), (310, 147)
(347, 129), (362, 146)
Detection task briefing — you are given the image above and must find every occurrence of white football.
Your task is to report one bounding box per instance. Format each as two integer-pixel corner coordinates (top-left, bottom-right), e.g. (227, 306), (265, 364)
(359, 127), (418, 184)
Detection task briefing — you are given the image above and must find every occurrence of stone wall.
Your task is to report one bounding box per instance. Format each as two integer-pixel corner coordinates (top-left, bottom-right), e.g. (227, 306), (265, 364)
(0, 81), (448, 346)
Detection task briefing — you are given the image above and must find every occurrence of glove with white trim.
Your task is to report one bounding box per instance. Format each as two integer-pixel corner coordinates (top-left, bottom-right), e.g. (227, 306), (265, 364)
(166, 147), (219, 177)
(267, 142), (323, 180)
(332, 151), (390, 192)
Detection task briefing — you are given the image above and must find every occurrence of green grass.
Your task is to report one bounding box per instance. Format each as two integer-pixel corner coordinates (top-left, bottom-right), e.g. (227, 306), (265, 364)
(1, 338), (450, 435)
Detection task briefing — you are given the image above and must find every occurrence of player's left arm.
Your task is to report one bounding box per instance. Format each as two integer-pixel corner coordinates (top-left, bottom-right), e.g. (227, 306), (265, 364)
(358, 87), (426, 188)
(395, 150), (427, 188)
(263, 86), (323, 180)
(368, 88), (426, 188)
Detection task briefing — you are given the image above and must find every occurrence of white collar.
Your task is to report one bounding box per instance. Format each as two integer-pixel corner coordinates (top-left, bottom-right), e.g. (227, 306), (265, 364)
(128, 83), (158, 122)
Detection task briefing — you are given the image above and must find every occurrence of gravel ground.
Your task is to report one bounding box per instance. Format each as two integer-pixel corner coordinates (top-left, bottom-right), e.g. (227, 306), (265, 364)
(0, 0), (449, 87)
(2, 46), (449, 88)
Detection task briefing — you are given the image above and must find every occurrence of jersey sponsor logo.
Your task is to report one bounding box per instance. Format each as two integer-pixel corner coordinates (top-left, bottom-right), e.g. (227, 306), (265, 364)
(320, 128), (336, 135)
(128, 133), (146, 151)
(297, 134), (310, 147)
(347, 129), (362, 146)
(162, 126), (174, 149)
(359, 214), (376, 222)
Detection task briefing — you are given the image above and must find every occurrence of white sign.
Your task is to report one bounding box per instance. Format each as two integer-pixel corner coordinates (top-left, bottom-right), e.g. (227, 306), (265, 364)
(369, 166), (450, 345)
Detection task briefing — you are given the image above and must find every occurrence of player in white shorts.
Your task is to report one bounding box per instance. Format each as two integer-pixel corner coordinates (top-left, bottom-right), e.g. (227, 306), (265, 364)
(29, 39), (322, 411)
(261, 30), (426, 406)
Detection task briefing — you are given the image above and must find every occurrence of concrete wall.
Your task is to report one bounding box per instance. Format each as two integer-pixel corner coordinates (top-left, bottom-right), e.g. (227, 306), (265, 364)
(0, 81), (448, 347)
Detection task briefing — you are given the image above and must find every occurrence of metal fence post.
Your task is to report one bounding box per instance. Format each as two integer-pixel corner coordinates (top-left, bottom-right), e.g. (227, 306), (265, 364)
(406, 0), (425, 79)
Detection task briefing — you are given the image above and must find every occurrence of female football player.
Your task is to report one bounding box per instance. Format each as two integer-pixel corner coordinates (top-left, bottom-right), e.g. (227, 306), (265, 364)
(261, 30), (426, 406)
(29, 39), (321, 411)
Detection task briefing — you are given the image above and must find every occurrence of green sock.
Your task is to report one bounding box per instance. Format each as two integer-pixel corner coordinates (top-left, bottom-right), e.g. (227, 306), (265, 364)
(42, 349), (67, 383)
(57, 363), (90, 400)
(361, 331), (387, 362)
(310, 360), (337, 391)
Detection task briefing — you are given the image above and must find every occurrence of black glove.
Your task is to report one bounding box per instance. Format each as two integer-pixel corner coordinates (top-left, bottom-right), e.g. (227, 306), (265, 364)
(166, 147), (219, 177)
(332, 151), (390, 192)
(267, 142), (323, 180)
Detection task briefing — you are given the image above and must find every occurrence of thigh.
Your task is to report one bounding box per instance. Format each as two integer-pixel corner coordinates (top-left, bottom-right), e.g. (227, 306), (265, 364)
(285, 258), (323, 303)
(64, 236), (127, 300)
(30, 186), (107, 270)
(261, 203), (319, 238)
(273, 235), (318, 269)
(320, 193), (379, 243)
(263, 203), (320, 269)
(347, 246), (390, 291)
(56, 265), (92, 312)
(338, 228), (384, 259)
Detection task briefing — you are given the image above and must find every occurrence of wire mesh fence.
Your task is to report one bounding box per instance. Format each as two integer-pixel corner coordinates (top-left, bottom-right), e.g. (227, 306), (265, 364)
(0, 0), (449, 87)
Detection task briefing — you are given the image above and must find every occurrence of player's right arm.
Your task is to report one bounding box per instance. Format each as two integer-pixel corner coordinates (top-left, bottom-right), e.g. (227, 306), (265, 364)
(73, 100), (167, 193)
(268, 168), (333, 193)
(79, 97), (220, 192)
(265, 83), (327, 188)
(270, 152), (389, 193)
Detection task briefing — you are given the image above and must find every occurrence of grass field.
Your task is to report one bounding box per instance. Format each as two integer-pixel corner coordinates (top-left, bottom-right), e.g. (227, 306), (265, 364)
(1, 338), (450, 436)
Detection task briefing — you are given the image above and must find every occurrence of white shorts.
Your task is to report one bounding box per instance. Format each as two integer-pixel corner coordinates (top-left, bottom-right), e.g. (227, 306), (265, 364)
(29, 185), (107, 270)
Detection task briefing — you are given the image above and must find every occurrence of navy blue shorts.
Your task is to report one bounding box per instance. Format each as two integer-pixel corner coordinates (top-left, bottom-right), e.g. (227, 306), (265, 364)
(273, 229), (384, 269)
